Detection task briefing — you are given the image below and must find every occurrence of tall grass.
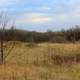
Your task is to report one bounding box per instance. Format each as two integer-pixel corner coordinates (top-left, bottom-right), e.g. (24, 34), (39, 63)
(0, 42), (80, 80)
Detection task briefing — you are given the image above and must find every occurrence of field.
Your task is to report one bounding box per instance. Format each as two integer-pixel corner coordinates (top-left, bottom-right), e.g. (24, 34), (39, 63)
(0, 42), (80, 80)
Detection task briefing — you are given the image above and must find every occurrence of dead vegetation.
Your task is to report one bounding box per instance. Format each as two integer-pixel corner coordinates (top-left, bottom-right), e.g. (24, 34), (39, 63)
(0, 42), (80, 80)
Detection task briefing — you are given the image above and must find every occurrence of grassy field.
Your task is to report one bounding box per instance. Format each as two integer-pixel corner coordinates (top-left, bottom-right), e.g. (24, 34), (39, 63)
(0, 42), (80, 80)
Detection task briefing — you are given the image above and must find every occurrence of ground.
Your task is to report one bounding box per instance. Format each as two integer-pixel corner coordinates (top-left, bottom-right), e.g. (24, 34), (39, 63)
(0, 42), (80, 80)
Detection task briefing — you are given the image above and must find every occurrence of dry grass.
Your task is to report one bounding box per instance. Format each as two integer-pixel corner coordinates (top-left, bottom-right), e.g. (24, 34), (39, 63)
(0, 42), (80, 80)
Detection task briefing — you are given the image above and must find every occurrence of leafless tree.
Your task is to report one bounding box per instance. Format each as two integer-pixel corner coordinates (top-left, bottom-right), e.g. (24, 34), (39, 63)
(0, 12), (15, 64)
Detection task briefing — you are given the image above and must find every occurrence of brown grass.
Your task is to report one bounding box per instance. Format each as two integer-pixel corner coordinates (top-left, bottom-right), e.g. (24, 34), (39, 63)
(0, 42), (80, 80)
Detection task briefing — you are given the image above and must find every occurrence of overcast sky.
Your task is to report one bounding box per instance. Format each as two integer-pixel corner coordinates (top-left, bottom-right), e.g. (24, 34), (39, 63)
(0, 0), (80, 31)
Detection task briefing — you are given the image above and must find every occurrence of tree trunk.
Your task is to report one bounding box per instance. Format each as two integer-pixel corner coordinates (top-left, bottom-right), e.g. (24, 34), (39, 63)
(0, 30), (4, 64)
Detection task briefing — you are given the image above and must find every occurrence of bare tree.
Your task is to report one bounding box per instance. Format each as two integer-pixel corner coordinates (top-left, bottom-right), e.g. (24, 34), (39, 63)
(0, 12), (15, 64)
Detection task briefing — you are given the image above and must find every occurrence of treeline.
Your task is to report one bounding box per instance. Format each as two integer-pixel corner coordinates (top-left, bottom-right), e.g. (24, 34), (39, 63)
(0, 26), (80, 43)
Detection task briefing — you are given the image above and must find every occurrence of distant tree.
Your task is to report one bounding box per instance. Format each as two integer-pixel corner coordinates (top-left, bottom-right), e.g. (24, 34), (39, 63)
(65, 26), (80, 42)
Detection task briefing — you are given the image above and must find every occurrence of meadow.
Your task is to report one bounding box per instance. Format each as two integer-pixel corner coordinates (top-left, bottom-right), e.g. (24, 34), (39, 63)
(0, 42), (80, 80)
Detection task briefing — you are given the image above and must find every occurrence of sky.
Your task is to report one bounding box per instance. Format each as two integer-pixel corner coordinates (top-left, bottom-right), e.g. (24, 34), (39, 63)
(0, 0), (80, 31)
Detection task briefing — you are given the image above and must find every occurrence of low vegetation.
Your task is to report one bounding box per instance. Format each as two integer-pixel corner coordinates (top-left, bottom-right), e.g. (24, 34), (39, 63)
(0, 42), (80, 80)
